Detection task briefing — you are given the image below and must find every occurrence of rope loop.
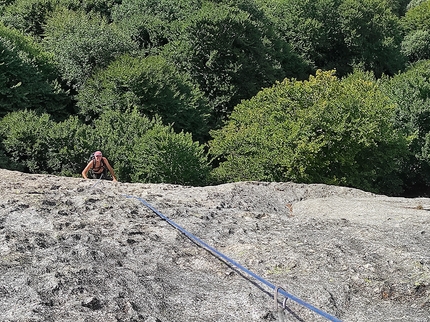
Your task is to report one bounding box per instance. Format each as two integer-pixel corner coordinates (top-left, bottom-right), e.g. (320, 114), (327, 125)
(283, 297), (288, 309)
(274, 286), (288, 310)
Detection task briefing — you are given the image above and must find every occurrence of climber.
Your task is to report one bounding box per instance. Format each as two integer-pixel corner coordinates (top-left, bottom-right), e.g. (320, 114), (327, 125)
(82, 151), (117, 181)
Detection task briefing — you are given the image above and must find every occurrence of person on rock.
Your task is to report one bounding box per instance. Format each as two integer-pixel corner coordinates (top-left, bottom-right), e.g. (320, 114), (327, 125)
(82, 151), (117, 181)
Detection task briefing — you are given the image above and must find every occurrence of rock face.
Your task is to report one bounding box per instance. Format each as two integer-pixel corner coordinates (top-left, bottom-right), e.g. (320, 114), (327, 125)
(0, 168), (429, 322)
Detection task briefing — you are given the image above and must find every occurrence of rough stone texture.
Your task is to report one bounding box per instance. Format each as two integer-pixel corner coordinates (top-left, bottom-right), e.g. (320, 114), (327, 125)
(0, 168), (428, 322)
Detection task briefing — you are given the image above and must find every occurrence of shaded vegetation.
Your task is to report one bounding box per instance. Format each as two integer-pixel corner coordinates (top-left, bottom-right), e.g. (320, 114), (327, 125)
(1, 0), (430, 196)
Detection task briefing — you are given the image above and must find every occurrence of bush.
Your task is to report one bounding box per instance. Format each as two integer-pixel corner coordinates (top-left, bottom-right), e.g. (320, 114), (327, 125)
(0, 108), (210, 185)
(92, 109), (210, 185)
(77, 54), (210, 141)
(380, 60), (430, 191)
(401, 30), (430, 62)
(42, 9), (135, 88)
(0, 23), (70, 119)
(45, 116), (94, 176)
(0, 109), (52, 172)
(130, 125), (210, 185)
(0, 110), (93, 175)
(209, 70), (409, 194)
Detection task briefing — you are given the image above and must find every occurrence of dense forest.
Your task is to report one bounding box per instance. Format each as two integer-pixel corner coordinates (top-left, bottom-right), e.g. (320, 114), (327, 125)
(1, 0), (430, 196)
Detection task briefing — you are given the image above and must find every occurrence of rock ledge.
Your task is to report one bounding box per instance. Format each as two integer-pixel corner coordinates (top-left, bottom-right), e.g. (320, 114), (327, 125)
(0, 169), (429, 321)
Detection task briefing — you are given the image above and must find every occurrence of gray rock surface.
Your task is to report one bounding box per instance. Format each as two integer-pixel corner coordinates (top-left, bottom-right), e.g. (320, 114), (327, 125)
(0, 169), (428, 321)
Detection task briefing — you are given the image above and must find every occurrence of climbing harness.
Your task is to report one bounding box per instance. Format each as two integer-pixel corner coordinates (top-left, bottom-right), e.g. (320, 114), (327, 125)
(125, 194), (342, 322)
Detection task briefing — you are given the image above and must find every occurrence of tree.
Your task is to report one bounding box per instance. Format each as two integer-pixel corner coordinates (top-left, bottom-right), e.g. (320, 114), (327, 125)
(0, 108), (210, 184)
(92, 109), (210, 185)
(0, 0), (121, 38)
(406, 0), (428, 10)
(337, 0), (406, 77)
(77, 54), (210, 141)
(42, 8), (135, 89)
(0, 23), (70, 119)
(89, 109), (156, 182)
(257, 0), (405, 78)
(385, 0), (410, 16)
(401, 0), (430, 63)
(111, 0), (200, 53)
(209, 70), (409, 194)
(45, 115), (94, 176)
(0, 109), (52, 172)
(0, 110), (95, 175)
(256, 0), (348, 74)
(401, 29), (430, 62)
(129, 125), (210, 185)
(162, 0), (308, 128)
(402, 0), (430, 31)
(380, 60), (430, 193)
(0, 0), (54, 38)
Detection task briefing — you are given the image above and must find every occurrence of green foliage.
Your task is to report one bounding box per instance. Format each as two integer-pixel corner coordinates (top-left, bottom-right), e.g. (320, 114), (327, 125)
(112, 0), (200, 53)
(61, 0), (122, 19)
(1, 0), (429, 193)
(112, 0), (200, 22)
(338, 0), (405, 76)
(401, 0), (430, 62)
(0, 0), (121, 38)
(256, 0), (346, 73)
(77, 54), (210, 141)
(406, 0), (428, 10)
(42, 9), (135, 88)
(257, 0), (405, 77)
(92, 109), (210, 185)
(0, 109), (52, 172)
(402, 0), (430, 31)
(209, 70), (408, 194)
(0, 108), (210, 184)
(0, 23), (70, 119)
(0, 110), (93, 175)
(401, 29), (430, 61)
(0, 147), (23, 171)
(88, 109), (156, 182)
(379, 60), (430, 189)
(163, 0), (308, 127)
(45, 115), (94, 176)
(0, 0), (54, 37)
(384, 0), (410, 16)
(130, 126), (210, 185)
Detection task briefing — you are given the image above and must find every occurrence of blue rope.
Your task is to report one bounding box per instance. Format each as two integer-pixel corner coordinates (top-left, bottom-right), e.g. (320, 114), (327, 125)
(125, 194), (342, 322)
(90, 173), (104, 189)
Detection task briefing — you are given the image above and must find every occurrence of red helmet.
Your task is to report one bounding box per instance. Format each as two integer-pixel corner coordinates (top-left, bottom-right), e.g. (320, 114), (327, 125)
(94, 151), (102, 157)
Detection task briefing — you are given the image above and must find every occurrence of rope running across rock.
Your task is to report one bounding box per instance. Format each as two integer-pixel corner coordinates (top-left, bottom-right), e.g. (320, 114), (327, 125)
(124, 194), (342, 322)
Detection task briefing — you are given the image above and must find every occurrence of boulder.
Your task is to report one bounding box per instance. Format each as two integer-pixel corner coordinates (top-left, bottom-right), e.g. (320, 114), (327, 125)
(0, 169), (428, 321)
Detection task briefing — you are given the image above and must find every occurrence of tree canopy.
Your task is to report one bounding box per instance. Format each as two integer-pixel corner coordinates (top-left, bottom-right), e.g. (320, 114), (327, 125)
(380, 60), (430, 192)
(209, 70), (409, 194)
(0, 23), (70, 119)
(77, 54), (210, 141)
(2, 0), (430, 195)
(42, 8), (134, 89)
